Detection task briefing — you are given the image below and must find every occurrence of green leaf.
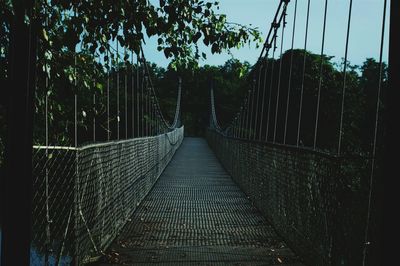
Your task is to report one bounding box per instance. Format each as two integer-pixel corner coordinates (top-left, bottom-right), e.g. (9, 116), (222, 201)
(96, 83), (103, 91)
(211, 43), (219, 54)
(42, 29), (49, 41)
(164, 47), (171, 58)
(45, 50), (52, 60)
(193, 32), (201, 43)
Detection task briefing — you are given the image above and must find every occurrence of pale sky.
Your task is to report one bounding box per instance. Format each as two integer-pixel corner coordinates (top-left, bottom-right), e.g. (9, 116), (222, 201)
(142, 0), (390, 67)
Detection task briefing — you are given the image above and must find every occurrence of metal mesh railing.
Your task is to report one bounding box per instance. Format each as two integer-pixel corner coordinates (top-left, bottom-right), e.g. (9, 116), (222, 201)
(31, 127), (184, 265)
(206, 129), (375, 266)
(31, 146), (76, 266)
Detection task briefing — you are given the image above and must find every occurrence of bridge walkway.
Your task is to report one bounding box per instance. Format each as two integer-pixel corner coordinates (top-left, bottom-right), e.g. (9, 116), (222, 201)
(96, 138), (304, 265)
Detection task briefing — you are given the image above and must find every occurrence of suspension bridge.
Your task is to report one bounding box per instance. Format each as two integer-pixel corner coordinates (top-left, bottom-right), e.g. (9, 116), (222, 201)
(1, 0), (390, 265)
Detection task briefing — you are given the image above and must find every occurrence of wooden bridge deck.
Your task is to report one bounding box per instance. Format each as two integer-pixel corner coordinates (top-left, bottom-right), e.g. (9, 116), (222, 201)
(96, 138), (303, 265)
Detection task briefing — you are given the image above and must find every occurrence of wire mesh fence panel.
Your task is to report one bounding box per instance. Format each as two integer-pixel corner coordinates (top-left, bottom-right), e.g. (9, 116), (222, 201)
(206, 129), (373, 266)
(31, 147), (76, 266)
(31, 127), (184, 266)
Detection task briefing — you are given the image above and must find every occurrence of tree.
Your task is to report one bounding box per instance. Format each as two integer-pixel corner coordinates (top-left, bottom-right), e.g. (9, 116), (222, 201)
(359, 58), (387, 154)
(0, 0), (262, 143)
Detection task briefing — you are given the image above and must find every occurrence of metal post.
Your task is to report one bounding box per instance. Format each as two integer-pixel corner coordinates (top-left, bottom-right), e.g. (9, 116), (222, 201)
(73, 9), (79, 265)
(92, 55), (96, 143)
(239, 107), (244, 138)
(107, 49), (110, 141)
(259, 58), (269, 141)
(152, 101), (155, 135)
(45, 94), (50, 266)
(74, 33), (78, 148)
(249, 78), (256, 139)
(245, 93), (251, 139)
(273, 9), (287, 143)
(145, 76), (149, 136)
(131, 52), (135, 138)
(116, 41), (120, 140)
(124, 48), (128, 139)
(266, 40), (277, 142)
(75, 94), (77, 148)
(93, 94), (96, 142)
(254, 65), (263, 140)
(1, 2), (38, 265)
(141, 63), (145, 137)
(44, 13), (51, 265)
(136, 55), (140, 137)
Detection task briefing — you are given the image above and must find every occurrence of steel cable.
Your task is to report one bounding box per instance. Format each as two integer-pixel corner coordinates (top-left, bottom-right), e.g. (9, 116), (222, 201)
(338, 0), (353, 155)
(258, 58), (269, 141)
(283, 0), (298, 144)
(273, 8), (287, 143)
(266, 37), (277, 142)
(362, 1), (387, 264)
(313, 0), (329, 150)
(296, 0), (311, 147)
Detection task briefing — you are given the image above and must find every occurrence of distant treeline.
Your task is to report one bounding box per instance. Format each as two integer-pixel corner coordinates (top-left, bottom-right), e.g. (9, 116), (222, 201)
(0, 49), (386, 160)
(161, 49), (386, 156)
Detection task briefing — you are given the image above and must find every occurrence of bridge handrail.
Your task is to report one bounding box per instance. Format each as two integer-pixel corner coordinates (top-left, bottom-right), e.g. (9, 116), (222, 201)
(32, 130), (183, 152)
(208, 128), (377, 160)
(206, 128), (377, 265)
(31, 126), (184, 265)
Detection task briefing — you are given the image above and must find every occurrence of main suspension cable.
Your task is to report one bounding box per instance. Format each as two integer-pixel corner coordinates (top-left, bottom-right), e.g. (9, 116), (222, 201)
(140, 46), (181, 131)
(213, 0), (290, 138)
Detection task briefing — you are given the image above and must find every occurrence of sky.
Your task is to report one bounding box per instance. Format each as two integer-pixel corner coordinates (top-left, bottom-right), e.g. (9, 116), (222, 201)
(142, 0), (390, 68)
